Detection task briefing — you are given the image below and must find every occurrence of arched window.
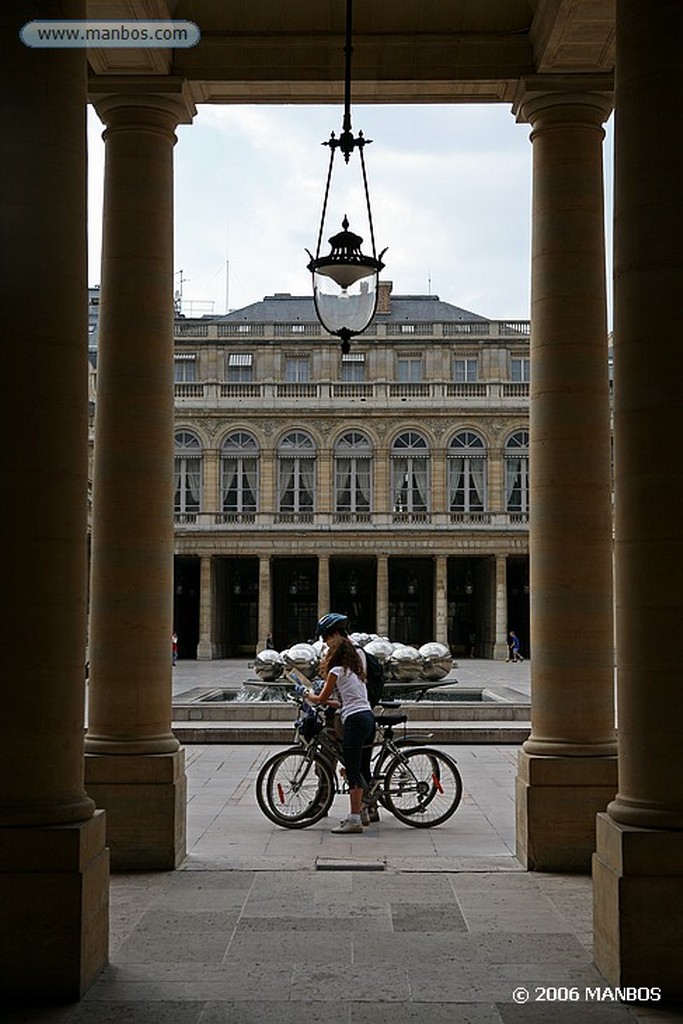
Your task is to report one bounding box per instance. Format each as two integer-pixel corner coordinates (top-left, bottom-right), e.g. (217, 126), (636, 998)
(221, 431), (259, 514)
(174, 430), (202, 513)
(505, 430), (530, 514)
(391, 431), (430, 513)
(334, 431), (372, 514)
(448, 430), (487, 512)
(277, 431), (316, 514)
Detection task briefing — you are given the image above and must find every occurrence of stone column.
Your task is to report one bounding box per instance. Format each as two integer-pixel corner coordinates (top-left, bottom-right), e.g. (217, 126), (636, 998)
(434, 555), (448, 645)
(493, 554), (508, 659)
(0, 1), (108, 999)
(203, 448), (220, 514)
(257, 555), (272, 650)
(376, 556), (389, 636)
(593, 1), (683, 995)
(318, 555), (330, 620)
(85, 83), (195, 870)
(196, 556), (214, 660)
(513, 82), (617, 870)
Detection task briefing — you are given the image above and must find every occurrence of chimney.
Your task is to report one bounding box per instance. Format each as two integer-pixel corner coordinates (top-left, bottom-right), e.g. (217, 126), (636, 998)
(376, 279), (393, 315)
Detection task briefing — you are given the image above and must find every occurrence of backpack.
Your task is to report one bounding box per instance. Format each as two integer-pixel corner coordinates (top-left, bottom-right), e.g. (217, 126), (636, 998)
(364, 650), (385, 708)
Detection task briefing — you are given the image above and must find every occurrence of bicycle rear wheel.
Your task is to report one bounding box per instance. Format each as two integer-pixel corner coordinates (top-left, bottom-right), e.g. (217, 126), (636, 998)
(382, 747), (463, 827)
(256, 747), (335, 828)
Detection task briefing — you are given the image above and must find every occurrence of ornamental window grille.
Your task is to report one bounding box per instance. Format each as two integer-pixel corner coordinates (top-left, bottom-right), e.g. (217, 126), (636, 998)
(448, 430), (487, 512)
(221, 431), (259, 513)
(391, 431), (430, 513)
(334, 431), (372, 513)
(174, 430), (202, 512)
(277, 430), (316, 513)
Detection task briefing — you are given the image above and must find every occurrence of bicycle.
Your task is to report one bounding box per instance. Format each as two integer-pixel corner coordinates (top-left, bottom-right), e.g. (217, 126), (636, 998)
(255, 692), (463, 829)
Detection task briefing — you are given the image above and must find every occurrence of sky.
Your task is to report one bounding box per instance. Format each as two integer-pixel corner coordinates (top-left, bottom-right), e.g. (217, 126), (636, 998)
(87, 102), (614, 323)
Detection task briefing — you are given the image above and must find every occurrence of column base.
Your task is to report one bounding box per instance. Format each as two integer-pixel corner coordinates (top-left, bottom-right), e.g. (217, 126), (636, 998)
(593, 813), (683, 998)
(516, 751), (617, 871)
(85, 749), (187, 871)
(0, 811), (109, 1000)
(196, 639), (213, 660)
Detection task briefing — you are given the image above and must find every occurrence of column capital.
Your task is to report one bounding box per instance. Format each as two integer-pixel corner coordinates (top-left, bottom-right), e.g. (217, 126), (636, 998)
(513, 74), (614, 126)
(89, 75), (196, 129)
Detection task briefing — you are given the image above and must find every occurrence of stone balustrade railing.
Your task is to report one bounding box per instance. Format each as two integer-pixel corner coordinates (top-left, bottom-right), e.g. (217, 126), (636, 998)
(172, 510), (530, 531)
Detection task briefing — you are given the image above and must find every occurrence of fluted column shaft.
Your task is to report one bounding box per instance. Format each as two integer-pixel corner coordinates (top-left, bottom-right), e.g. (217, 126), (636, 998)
(608, 1), (683, 830)
(1, 0), (94, 827)
(521, 90), (616, 756)
(86, 89), (194, 754)
(0, 0), (108, 997)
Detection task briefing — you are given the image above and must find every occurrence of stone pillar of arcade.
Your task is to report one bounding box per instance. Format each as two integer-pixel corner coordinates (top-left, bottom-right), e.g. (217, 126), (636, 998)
(257, 555), (273, 651)
(513, 80), (617, 871)
(85, 81), (196, 870)
(434, 555), (448, 646)
(196, 555), (214, 660)
(593, 0), (683, 995)
(318, 555), (330, 620)
(376, 556), (389, 637)
(493, 554), (508, 660)
(0, 1), (108, 998)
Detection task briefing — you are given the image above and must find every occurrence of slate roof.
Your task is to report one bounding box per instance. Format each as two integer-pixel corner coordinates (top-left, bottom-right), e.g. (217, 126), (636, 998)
(214, 292), (490, 324)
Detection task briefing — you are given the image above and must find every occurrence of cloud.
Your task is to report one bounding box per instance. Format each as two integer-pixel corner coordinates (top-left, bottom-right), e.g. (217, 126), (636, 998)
(88, 103), (612, 322)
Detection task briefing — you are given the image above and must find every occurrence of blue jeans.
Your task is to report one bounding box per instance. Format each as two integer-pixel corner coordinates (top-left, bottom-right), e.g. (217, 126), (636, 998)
(342, 710), (376, 789)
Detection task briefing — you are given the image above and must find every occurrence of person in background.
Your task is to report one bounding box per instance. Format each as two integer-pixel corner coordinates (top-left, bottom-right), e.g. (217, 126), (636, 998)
(507, 630), (523, 663)
(172, 632), (178, 666)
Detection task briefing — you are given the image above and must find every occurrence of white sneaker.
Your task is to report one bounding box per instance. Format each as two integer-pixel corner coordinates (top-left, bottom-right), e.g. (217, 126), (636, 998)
(331, 818), (363, 834)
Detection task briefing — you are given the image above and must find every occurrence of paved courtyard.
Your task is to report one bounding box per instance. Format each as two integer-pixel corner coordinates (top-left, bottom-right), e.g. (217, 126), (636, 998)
(10, 660), (682, 1022)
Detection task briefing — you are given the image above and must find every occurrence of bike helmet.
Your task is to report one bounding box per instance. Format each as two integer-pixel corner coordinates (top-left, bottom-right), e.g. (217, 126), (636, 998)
(315, 612), (349, 639)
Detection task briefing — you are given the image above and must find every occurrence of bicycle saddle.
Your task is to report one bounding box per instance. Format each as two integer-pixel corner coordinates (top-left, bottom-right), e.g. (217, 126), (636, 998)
(374, 713), (408, 727)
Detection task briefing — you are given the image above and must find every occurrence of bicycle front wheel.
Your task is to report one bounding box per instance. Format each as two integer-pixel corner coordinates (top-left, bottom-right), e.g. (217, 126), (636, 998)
(382, 747), (463, 828)
(256, 748), (335, 828)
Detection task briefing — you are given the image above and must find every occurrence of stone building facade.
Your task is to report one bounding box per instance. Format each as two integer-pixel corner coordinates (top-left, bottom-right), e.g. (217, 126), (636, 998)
(165, 281), (530, 658)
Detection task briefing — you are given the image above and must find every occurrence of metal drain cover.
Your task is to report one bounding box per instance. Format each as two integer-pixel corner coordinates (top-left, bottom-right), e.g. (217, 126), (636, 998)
(315, 856), (386, 871)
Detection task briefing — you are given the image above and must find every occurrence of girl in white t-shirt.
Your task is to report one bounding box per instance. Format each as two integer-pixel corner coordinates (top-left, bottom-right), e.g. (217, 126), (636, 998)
(303, 635), (375, 834)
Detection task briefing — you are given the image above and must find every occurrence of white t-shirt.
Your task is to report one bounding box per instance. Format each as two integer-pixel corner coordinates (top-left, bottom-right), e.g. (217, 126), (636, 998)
(328, 662), (372, 723)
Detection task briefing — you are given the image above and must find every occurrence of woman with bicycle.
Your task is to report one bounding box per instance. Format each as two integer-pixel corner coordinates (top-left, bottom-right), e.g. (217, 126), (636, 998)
(302, 634), (375, 834)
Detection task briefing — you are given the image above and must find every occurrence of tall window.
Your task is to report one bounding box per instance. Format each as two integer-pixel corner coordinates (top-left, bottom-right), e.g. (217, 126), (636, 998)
(505, 430), (530, 513)
(227, 353), (253, 382)
(341, 353), (366, 382)
(453, 358), (478, 382)
(174, 430), (202, 513)
(511, 357), (530, 382)
(174, 355), (196, 382)
(221, 431), (259, 513)
(396, 356), (422, 383)
(448, 430), (487, 512)
(334, 431), (372, 513)
(277, 431), (316, 513)
(391, 431), (430, 513)
(284, 356), (310, 382)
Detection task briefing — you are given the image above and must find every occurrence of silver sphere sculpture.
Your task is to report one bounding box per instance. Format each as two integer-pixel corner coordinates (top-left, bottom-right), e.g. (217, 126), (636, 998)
(282, 643), (319, 680)
(363, 638), (394, 663)
(387, 645), (423, 682)
(418, 642), (454, 681)
(253, 649), (285, 682)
